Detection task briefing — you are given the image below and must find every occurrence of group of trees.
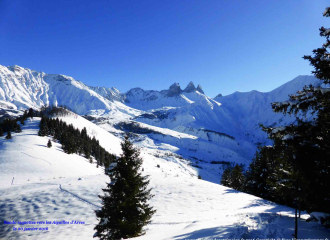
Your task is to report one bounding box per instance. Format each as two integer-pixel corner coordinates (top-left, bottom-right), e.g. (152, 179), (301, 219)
(35, 107), (155, 239)
(0, 119), (20, 139)
(94, 135), (155, 239)
(220, 164), (246, 192)
(38, 116), (116, 168)
(221, 6), (330, 235)
(0, 114), (26, 139)
(0, 107), (35, 139)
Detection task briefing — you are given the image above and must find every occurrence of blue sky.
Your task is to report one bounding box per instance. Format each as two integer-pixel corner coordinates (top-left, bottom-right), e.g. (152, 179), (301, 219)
(0, 0), (328, 97)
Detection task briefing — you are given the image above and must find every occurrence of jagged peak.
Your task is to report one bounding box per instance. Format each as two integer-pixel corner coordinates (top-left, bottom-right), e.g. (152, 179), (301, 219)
(214, 93), (222, 98)
(183, 81), (196, 93)
(196, 84), (204, 94)
(167, 83), (182, 97)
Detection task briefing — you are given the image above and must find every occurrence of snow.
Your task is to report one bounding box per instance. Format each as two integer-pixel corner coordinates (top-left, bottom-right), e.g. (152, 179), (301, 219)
(1, 65), (323, 167)
(1, 118), (330, 239)
(0, 64), (142, 118)
(1, 65), (330, 239)
(55, 113), (122, 156)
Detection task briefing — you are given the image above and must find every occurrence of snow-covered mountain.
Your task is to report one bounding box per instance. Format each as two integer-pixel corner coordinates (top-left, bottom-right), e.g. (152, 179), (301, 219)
(214, 75), (320, 137)
(1, 115), (329, 240)
(0, 64), (321, 165)
(1, 65), (329, 239)
(0, 65), (140, 119)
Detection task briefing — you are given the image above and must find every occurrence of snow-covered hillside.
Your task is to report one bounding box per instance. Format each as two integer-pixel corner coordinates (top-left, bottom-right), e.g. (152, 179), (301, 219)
(1, 118), (329, 239)
(0, 65), (141, 119)
(1, 64), (323, 169)
(213, 75), (321, 140)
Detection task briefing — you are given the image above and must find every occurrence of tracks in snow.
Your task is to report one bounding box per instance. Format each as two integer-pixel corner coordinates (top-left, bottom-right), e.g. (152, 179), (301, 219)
(21, 152), (52, 171)
(14, 151), (101, 209)
(58, 184), (101, 209)
(12, 180), (101, 209)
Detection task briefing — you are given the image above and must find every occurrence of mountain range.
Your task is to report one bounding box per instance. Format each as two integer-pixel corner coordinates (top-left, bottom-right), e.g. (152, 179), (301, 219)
(0, 64), (321, 171)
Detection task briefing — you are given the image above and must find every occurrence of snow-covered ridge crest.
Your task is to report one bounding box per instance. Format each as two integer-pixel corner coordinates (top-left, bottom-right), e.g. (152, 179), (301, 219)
(0, 65), (140, 119)
(124, 81), (218, 111)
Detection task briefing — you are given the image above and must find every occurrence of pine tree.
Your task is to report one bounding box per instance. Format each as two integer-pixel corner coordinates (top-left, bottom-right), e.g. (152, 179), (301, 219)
(94, 135), (155, 239)
(23, 110), (28, 120)
(255, 7), (330, 238)
(0, 127), (3, 137)
(267, 6), (330, 214)
(6, 131), (12, 140)
(47, 139), (52, 148)
(220, 167), (232, 187)
(230, 164), (245, 191)
(28, 108), (34, 119)
(245, 145), (283, 201)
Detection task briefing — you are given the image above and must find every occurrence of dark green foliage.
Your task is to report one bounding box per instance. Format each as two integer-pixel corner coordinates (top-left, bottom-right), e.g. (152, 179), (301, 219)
(245, 146), (284, 202)
(0, 119), (21, 133)
(230, 164), (245, 191)
(38, 113), (116, 168)
(39, 105), (72, 117)
(0, 113), (27, 139)
(28, 108), (34, 119)
(6, 131), (12, 139)
(221, 163), (246, 191)
(23, 110), (28, 120)
(220, 168), (231, 187)
(221, 164), (245, 191)
(94, 135), (156, 239)
(47, 139), (52, 148)
(245, 7), (330, 217)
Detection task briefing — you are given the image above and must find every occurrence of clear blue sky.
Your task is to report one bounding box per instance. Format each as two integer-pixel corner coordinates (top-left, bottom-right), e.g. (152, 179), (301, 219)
(0, 0), (328, 97)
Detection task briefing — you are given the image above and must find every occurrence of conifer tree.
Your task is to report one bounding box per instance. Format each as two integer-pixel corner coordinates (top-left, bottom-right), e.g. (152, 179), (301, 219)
(220, 167), (232, 187)
(266, 6), (330, 214)
(94, 134), (155, 239)
(230, 164), (245, 191)
(23, 110), (28, 120)
(6, 131), (12, 140)
(245, 145), (284, 201)
(47, 139), (52, 148)
(252, 7), (330, 238)
(28, 108), (34, 119)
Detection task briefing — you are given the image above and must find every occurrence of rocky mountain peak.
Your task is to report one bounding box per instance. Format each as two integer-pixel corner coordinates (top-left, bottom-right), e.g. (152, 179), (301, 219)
(183, 81), (196, 93)
(214, 93), (222, 98)
(167, 83), (182, 97)
(196, 84), (204, 94)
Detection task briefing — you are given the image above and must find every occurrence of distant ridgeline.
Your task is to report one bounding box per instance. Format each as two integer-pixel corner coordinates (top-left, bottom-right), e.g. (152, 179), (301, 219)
(38, 106), (116, 169)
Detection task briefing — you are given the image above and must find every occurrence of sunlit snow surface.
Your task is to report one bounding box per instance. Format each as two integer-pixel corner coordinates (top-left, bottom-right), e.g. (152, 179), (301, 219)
(1, 118), (329, 239)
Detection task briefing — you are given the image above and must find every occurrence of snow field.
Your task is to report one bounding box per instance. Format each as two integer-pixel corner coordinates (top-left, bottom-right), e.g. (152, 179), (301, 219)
(1, 117), (329, 239)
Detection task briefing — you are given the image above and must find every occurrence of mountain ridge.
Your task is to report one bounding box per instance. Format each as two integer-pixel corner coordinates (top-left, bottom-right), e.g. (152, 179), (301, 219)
(0, 64), (321, 164)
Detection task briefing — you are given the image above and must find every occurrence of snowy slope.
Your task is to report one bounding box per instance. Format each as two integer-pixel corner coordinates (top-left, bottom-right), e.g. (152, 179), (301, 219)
(0, 64), (323, 165)
(1, 118), (329, 239)
(88, 86), (123, 102)
(134, 75), (321, 152)
(0, 65), (141, 120)
(214, 75), (321, 140)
